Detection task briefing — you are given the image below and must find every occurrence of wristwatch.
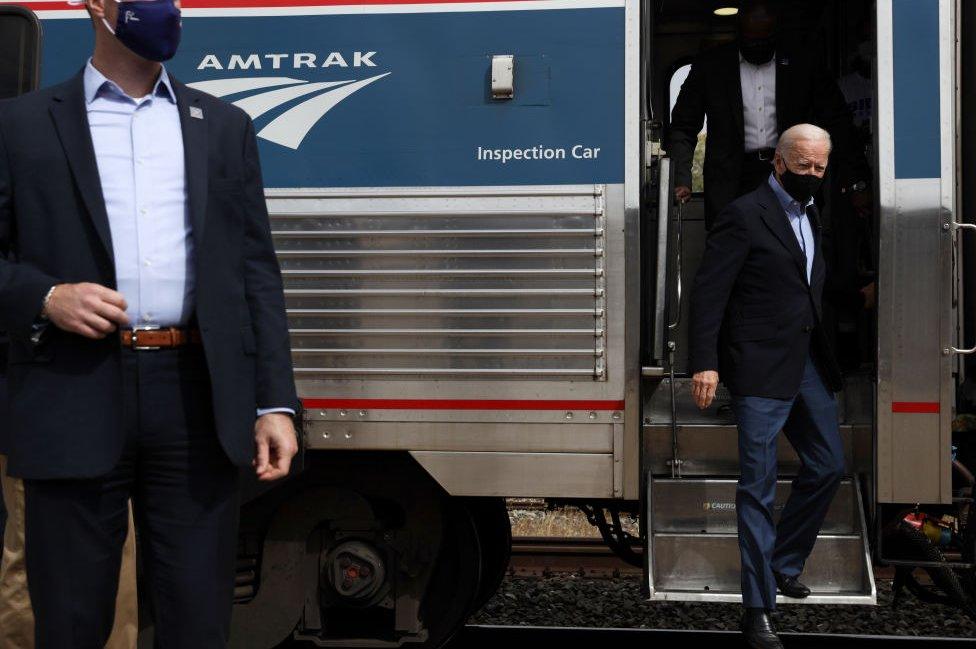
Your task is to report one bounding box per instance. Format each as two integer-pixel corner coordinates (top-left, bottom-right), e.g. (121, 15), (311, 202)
(40, 285), (58, 320)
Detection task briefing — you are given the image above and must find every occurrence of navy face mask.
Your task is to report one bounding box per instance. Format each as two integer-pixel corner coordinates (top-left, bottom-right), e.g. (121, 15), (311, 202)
(103, 0), (182, 62)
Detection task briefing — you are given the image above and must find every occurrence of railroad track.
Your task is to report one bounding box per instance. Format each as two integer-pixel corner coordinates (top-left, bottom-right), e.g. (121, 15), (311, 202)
(509, 536), (642, 577)
(275, 537), (960, 646)
(448, 625), (976, 648)
(282, 625), (972, 648)
(509, 536), (908, 581)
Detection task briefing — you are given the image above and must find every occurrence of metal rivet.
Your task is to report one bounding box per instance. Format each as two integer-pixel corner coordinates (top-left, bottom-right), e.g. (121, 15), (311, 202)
(339, 410), (348, 417)
(358, 410), (367, 417)
(319, 410), (327, 417)
(322, 432), (330, 439)
(588, 411), (597, 419)
(565, 411), (574, 419)
(612, 411), (622, 420)
(344, 432), (352, 440)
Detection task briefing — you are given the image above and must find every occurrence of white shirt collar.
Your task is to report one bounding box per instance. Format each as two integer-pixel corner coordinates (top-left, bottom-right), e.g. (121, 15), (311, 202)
(83, 58), (176, 106)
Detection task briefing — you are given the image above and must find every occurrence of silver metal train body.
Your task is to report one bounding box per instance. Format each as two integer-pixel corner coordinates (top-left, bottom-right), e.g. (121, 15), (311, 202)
(3, 0), (974, 645)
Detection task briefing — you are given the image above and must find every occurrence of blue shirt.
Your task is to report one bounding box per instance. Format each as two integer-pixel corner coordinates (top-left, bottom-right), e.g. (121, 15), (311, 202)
(85, 59), (190, 327)
(767, 173), (815, 282)
(83, 60), (293, 418)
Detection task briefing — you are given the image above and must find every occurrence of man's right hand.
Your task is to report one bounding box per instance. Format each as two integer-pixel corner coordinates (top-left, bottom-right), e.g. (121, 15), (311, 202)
(691, 370), (719, 410)
(43, 283), (130, 339)
(675, 185), (692, 204)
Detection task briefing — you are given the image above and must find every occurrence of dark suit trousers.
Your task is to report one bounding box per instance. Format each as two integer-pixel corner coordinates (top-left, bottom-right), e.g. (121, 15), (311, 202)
(24, 346), (240, 649)
(729, 352), (845, 610)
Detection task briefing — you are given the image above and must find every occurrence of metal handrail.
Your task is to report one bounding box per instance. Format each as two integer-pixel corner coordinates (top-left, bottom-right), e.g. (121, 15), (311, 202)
(651, 158), (672, 361)
(946, 221), (976, 354)
(667, 200), (684, 478)
(647, 157), (684, 476)
(668, 201), (684, 331)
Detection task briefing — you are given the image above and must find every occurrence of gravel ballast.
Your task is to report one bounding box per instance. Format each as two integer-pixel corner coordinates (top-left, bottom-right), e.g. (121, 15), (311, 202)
(470, 575), (976, 638)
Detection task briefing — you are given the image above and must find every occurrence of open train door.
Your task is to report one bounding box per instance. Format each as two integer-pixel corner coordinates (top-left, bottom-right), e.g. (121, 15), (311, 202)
(875, 0), (957, 507)
(0, 5), (41, 99)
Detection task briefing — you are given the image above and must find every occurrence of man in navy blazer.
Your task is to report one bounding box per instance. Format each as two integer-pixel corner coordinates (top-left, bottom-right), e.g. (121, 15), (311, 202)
(688, 124), (846, 649)
(0, 0), (299, 646)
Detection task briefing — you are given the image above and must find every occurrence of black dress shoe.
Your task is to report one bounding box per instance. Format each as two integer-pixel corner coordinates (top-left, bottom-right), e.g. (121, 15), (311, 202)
(741, 608), (785, 649)
(774, 571), (812, 598)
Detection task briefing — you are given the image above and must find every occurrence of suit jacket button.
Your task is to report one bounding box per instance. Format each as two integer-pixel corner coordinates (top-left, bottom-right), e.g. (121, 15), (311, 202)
(802, 325), (812, 333)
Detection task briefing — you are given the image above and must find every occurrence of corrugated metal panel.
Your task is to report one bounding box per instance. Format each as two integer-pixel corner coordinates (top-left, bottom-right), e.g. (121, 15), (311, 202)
(267, 185), (608, 378)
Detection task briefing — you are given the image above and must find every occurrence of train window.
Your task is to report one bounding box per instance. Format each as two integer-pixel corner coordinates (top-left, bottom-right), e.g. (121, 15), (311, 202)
(669, 63), (705, 193)
(0, 7), (41, 100)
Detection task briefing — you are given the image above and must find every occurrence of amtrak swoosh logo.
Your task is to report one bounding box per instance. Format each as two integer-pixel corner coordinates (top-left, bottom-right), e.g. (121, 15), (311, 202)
(187, 73), (391, 150)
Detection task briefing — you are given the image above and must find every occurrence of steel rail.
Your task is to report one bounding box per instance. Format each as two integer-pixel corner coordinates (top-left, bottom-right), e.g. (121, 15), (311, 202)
(449, 625), (976, 649)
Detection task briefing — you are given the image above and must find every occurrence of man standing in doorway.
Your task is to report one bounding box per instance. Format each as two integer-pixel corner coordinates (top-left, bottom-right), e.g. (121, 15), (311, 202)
(0, 0), (300, 646)
(669, 0), (868, 229)
(689, 124), (846, 649)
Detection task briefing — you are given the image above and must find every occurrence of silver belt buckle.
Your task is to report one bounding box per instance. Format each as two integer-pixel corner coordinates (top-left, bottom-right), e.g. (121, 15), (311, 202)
(131, 325), (162, 351)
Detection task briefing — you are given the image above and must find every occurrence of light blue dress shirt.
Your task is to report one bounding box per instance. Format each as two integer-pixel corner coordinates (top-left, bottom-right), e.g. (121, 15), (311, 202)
(85, 59), (189, 327)
(84, 60), (293, 418)
(767, 173), (815, 282)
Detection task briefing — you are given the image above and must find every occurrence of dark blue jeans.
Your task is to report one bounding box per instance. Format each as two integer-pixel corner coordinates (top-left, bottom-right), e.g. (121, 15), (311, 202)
(24, 346), (240, 648)
(730, 354), (846, 610)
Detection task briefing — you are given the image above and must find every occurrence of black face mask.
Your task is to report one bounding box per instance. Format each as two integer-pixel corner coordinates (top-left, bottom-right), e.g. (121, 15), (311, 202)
(778, 167), (823, 204)
(740, 37), (775, 65)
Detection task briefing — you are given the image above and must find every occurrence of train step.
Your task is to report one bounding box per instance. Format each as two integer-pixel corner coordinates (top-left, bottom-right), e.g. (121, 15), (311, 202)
(641, 377), (873, 477)
(646, 477), (876, 605)
(642, 422), (870, 477)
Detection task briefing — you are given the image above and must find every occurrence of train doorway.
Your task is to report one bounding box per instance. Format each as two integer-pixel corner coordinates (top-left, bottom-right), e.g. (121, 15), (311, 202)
(642, 0), (969, 606)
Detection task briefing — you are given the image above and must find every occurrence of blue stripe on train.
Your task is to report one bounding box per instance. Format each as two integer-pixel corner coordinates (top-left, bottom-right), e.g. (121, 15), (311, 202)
(892, 0), (940, 180)
(38, 8), (625, 188)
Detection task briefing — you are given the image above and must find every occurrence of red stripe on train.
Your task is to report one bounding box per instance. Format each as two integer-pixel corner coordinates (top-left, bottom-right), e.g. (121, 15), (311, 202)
(19, 0), (537, 10)
(302, 398), (626, 410)
(891, 401), (941, 413)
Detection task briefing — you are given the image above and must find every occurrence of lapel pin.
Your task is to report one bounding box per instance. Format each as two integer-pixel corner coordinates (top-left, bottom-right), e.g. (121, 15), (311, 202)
(190, 106), (204, 120)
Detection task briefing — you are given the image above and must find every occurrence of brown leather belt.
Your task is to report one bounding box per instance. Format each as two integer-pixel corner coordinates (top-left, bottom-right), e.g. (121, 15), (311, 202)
(120, 327), (202, 350)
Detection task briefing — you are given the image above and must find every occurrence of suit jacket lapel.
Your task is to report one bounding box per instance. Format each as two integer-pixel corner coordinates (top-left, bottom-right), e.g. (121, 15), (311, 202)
(757, 182), (809, 284)
(727, 49), (745, 146)
(49, 69), (115, 265)
(775, 54), (789, 134)
(808, 202), (824, 284)
(170, 76), (209, 249)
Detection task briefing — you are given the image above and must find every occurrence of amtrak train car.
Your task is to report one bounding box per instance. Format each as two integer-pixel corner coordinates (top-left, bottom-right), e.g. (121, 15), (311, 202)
(0, 0), (973, 646)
